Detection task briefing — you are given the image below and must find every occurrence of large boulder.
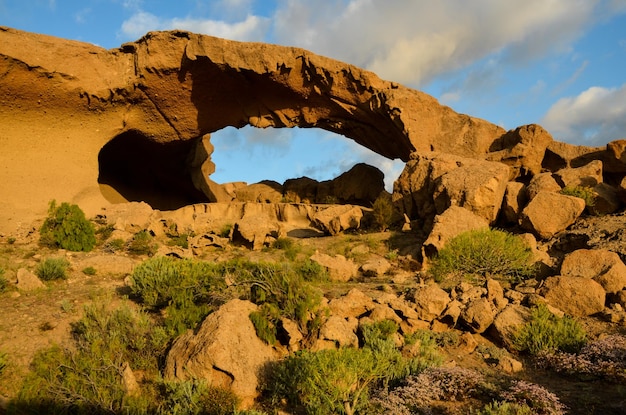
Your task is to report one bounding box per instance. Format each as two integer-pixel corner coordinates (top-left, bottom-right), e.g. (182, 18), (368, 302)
(327, 288), (376, 319)
(164, 299), (278, 408)
(561, 249), (626, 294)
(312, 205), (364, 235)
(554, 160), (603, 188)
(460, 298), (496, 334)
(406, 284), (451, 322)
(310, 252), (359, 282)
(487, 124), (553, 179)
(539, 276), (606, 317)
(330, 163), (385, 205)
(234, 181), (283, 203)
(520, 191), (585, 239)
(500, 182), (528, 224)
(422, 206), (489, 258)
(393, 152), (509, 226)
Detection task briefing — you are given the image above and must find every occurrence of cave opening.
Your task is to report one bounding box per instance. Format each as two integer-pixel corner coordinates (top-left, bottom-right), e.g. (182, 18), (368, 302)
(98, 130), (208, 210)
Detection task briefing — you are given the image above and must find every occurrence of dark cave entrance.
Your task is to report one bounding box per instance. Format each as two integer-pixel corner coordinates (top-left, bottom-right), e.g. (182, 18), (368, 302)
(98, 130), (208, 210)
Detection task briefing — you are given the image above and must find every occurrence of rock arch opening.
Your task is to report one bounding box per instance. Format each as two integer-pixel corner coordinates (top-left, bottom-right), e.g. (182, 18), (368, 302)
(98, 130), (208, 210)
(210, 126), (405, 192)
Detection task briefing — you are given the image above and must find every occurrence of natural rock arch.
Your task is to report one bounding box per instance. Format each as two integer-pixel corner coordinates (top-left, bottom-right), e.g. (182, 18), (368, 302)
(0, 26), (505, 228)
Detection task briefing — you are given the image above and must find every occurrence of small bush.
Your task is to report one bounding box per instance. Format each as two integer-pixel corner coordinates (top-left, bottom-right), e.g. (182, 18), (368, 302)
(81, 266), (96, 276)
(219, 223), (233, 238)
(39, 200), (96, 252)
(272, 237), (300, 261)
(476, 401), (534, 415)
(7, 236), (16, 244)
(501, 380), (566, 415)
(265, 340), (428, 415)
(372, 193), (394, 231)
(561, 185), (595, 208)
(35, 258), (70, 281)
(249, 303), (281, 345)
(360, 319), (399, 346)
(127, 230), (158, 256)
(536, 334), (626, 381)
(514, 304), (586, 355)
(104, 238), (125, 252)
(166, 233), (190, 249)
(429, 228), (535, 283)
(158, 379), (239, 415)
(372, 366), (485, 414)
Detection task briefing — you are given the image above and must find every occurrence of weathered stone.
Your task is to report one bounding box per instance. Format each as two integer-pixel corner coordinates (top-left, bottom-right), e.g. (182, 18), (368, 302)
(561, 249), (626, 294)
(526, 173), (562, 200)
(164, 299), (278, 408)
(590, 183), (622, 215)
(422, 206), (489, 258)
(439, 300), (463, 327)
(543, 141), (605, 172)
(486, 278), (508, 311)
(361, 257), (392, 277)
(232, 218), (279, 250)
(432, 158), (510, 223)
(330, 163), (385, 205)
(554, 160), (603, 188)
(318, 316), (359, 348)
(520, 191), (585, 239)
(407, 284), (451, 322)
(121, 362), (140, 397)
(280, 318), (303, 352)
(103, 202), (157, 233)
(312, 205), (364, 236)
(327, 288), (375, 319)
(283, 177), (319, 203)
(487, 124), (553, 179)
(387, 297), (420, 321)
(234, 181), (283, 203)
(460, 298), (495, 334)
(539, 276), (606, 317)
(310, 252), (359, 282)
(497, 356), (523, 373)
(16, 268), (45, 291)
(489, 304), (532, 349)
(366, 304), (403, 324)
(393, 152), (506, 226)
(501, 182), (528, 224)
(0, 27), (508, 231)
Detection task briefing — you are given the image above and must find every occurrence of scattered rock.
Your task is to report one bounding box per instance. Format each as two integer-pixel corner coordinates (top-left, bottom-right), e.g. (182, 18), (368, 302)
(422, 206), (489, 258)
(327, 289), (376, 319)
(520, 191), (586, 239)
(539, 276), (606, 317)
(310, 252), (359, 282)
(407, 284), (451, 322)
(560, 248), (626, 294)
(165, 299), (278, 408)
(16, 268), (45, 291)
(312, 205), (364, 236)
(489, 304), (531, 349)
(554, 160), (603, 188)
(526, 173), (562, 200)
(318, 316), (359, 348)
(361, 257), (392, 277)
(461, 298), (495, 334)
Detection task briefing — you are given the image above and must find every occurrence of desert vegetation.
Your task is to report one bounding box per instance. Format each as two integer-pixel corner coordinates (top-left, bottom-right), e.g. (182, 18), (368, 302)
(1, 201), (625, 415)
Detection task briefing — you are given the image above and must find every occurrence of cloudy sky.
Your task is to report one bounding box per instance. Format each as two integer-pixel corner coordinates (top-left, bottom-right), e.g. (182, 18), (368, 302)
(2, 0), (626, 189)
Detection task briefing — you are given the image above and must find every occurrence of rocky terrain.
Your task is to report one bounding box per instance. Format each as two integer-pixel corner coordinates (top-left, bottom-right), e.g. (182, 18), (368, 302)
(1, 26), (626, 414)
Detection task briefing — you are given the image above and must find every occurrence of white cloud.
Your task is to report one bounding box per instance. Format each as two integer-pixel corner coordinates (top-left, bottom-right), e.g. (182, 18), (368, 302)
(120, 11), (269, 42)
(272, 0), (601, 87)
(542, 83), (626, 145)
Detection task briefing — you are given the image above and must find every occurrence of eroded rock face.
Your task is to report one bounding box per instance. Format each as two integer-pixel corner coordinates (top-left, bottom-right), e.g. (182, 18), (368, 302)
(0, 26), (506, 228)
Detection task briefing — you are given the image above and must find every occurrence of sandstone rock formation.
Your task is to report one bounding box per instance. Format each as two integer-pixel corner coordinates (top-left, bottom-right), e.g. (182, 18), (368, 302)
(0, 26), (505, 231)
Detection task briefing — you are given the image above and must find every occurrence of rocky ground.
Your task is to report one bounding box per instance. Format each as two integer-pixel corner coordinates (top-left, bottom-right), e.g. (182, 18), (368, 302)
(1, 204), (626, 414)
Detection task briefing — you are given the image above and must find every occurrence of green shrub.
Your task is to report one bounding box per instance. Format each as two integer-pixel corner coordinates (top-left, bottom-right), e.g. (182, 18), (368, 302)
(129, 256), (228, 336)
(265, 339), (435, 415)
(127, 230), (158, 256)
(7, 236), (16, 244)
(360, 319), (399, 346)
(81, 266), (96, 276)
(429, 228), (535, 283)
(157, 379), (239, 415)
(272, 237), (300, 261)
(219, 223), (233, 238)
(166, 233), (190, 249)
(371, 193), (394, 231)
(39, 200), (96, 252)
(95, 224), (114, 242)
(476, 401), (534, 415)
(561, 185), (595, 208)
(104, 238), (125, 252)
(14, 301), (168, 413)
(249, 303), (281, 345)
(514, 304), (587, 355)
(35, 258), (70, 281)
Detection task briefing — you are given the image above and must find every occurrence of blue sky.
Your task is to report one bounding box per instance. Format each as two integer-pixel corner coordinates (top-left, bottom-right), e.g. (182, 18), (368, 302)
(2, 0), (626, 190)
